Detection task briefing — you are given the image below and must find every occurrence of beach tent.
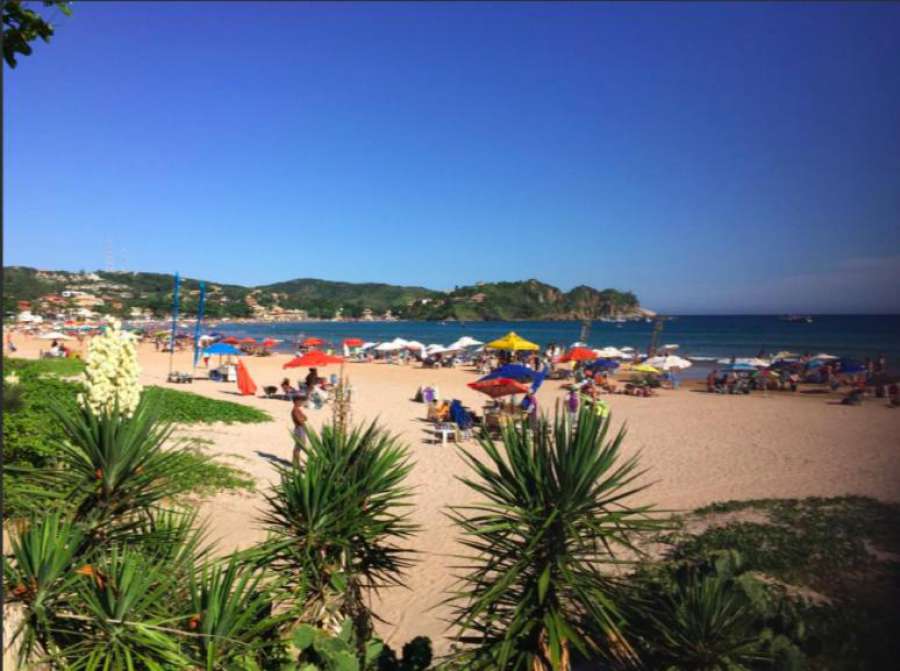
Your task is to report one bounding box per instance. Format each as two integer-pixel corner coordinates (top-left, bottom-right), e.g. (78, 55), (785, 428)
(468, 378), (530, 398)
(283, 350), (344, 369)
(647, 355), (693, 371)
(485, 331), (539, 351)
(561, 347), (597, 363)
(203, 343), (242, 356)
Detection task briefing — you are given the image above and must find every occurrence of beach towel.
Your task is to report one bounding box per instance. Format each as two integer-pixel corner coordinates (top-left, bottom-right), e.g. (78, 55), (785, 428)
(236, 360), (257, 396)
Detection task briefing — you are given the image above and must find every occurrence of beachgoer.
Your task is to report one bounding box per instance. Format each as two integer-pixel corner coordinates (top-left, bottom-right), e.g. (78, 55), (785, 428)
(707, 369), (717, 393)
(6, 333), (16, 353)
(876, 353), (887, 374)
(305, 367), (320, 390)
(566, 388), (579, 424)
(281, 377), (297, 399)
(291, 396), (308, 467)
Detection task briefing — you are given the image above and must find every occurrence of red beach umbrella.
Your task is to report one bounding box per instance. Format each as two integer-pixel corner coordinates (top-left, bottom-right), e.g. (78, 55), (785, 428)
(239, 337), (257, 344)
(468, 378), (530, 398)
(343, 337), (364, 347)
(561, 347), (597, 363)
(302, 336), (325, 347)
(261, 338), (277, 348)
(283, 350), (345, 369)
(221, 336), (240, 345)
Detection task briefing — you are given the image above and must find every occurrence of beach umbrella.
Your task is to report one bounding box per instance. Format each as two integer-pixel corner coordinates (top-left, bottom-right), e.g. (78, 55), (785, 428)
(221, 336), (240, 345)
(38, 331), (72, 340)
(594, 346), (628, 359)
(468, 378), (530, 398)
(405, 341), (426, 350)
(203, 343), (242, 356)
(722, 362), (757, 373)
(647, 355), (693, 371)
(587, 358), (620, 372)
(450, 336), (483, 349)
(236, 360), (257, 396)
(630, 363), (661, 374)
(283, 350), (345, 369)
(772, 351), (799, 361)
(343, 337), (364, 347)
(302, 336), (325, 347)
(811, 353), (838, 361)
(375, 341), (401, 352)
(261, 338), (278, 348)
(661, 343), (680, 351)
(480, 363), (546, 393)
(360, 342), (378, 350)
(561, 347), (597, 363)
(485, 331), (540, 351)
(239, 337), (256, 344)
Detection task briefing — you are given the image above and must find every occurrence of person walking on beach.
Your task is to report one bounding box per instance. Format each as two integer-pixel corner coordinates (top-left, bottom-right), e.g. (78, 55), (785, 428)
(566, 388), (579, 425)
(291, 396), (308, 468)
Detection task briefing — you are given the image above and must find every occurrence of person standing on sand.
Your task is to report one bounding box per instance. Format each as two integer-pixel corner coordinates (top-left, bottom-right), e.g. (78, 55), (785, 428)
(291, 396), (308, 468)
(6, 332), (17, 353)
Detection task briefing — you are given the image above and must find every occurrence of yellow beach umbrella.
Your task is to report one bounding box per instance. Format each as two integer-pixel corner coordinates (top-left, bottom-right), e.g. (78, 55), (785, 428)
(630, 363), (661, 374)
(485, 331), (540, 351)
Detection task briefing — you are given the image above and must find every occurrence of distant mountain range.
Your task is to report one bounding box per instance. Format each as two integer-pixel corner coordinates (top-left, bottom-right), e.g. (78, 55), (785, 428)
(3, 266), (646, 321)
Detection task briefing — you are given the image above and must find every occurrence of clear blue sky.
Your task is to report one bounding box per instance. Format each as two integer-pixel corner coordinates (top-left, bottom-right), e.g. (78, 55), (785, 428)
(5, 1), (900, 313)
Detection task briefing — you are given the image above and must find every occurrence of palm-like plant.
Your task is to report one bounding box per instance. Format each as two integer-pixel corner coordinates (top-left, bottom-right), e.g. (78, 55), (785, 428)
(257, 421), (418, 642)
(447, 406), (660, 670)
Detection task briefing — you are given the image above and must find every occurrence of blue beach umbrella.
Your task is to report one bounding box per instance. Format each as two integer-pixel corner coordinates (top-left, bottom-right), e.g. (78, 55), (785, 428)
(722, 362), (757, 373)
(203, 343), (242, 356)
(480, 363), (547, 393)
(587, 358), (620, 372)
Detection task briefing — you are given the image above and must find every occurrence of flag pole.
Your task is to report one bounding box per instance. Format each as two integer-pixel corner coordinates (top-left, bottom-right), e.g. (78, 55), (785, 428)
(168, 272), (181, 378)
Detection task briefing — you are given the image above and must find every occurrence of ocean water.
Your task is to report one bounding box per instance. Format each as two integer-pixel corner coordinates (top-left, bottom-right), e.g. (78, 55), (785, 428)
(197, 315), (899, 373)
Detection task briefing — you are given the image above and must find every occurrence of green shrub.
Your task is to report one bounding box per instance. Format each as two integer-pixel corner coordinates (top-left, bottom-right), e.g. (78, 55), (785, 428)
(143, 386), (271, 424)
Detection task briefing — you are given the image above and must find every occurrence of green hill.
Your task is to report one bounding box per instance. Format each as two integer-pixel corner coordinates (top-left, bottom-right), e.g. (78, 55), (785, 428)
(3, 267), (642, 321)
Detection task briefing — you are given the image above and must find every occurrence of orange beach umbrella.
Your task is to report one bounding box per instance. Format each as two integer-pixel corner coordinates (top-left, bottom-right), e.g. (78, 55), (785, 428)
(561, 347), (597, 363)
(468, 378), (530, 398)
(302, 336), (325, 347)
(283, 350), (345, 369)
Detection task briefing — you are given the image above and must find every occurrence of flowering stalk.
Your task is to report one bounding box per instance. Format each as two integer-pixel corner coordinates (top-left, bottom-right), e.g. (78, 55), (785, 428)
(80, 320), (142, 417)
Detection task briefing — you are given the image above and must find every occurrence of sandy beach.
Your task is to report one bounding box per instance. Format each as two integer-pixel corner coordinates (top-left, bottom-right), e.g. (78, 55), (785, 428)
(8, 335), (900, 652)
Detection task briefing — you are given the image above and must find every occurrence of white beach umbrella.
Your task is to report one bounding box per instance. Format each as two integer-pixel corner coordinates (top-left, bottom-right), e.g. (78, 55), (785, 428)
(661, 343), (679, 351)
(375, 342), (401, 352)
(360, 342), (378, 350)
(811, 353), (838, 361)
(405, 340), (425, 350)
(717, 357), (770, 367)
(571, 341), (588, 348)
(647, 355), (693, 370)
(425, 345), (448, 356)
(38, 331), (72, 340)
(449, 336), (483, 349)
(390, 337), (409, 347)
(594, 346), (628, 359)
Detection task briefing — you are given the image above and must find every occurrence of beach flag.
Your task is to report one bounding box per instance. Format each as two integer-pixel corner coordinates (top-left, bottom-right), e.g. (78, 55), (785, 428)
(192, 282), (206, 368)
(236, 360), (257, 396)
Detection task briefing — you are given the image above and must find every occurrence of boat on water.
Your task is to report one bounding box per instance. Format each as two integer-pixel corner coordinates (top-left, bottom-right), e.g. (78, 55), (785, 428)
(780, 315), (813, 323)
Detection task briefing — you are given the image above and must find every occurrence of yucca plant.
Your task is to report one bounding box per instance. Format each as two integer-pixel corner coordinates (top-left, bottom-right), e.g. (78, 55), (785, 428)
(48, 397), (203, 544)
(183, 555), (288, 670)
(447, 406), (661, 670)
(256, 421), (418, 652)
(3, 513), (84, 667)
(625, 551), (801, 671)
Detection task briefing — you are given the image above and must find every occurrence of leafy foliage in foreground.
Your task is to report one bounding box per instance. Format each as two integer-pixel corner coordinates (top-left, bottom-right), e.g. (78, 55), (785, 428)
(658, 497), (900, 670)
(3, 358), (262, 519)
(447, 407), (661, 670)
